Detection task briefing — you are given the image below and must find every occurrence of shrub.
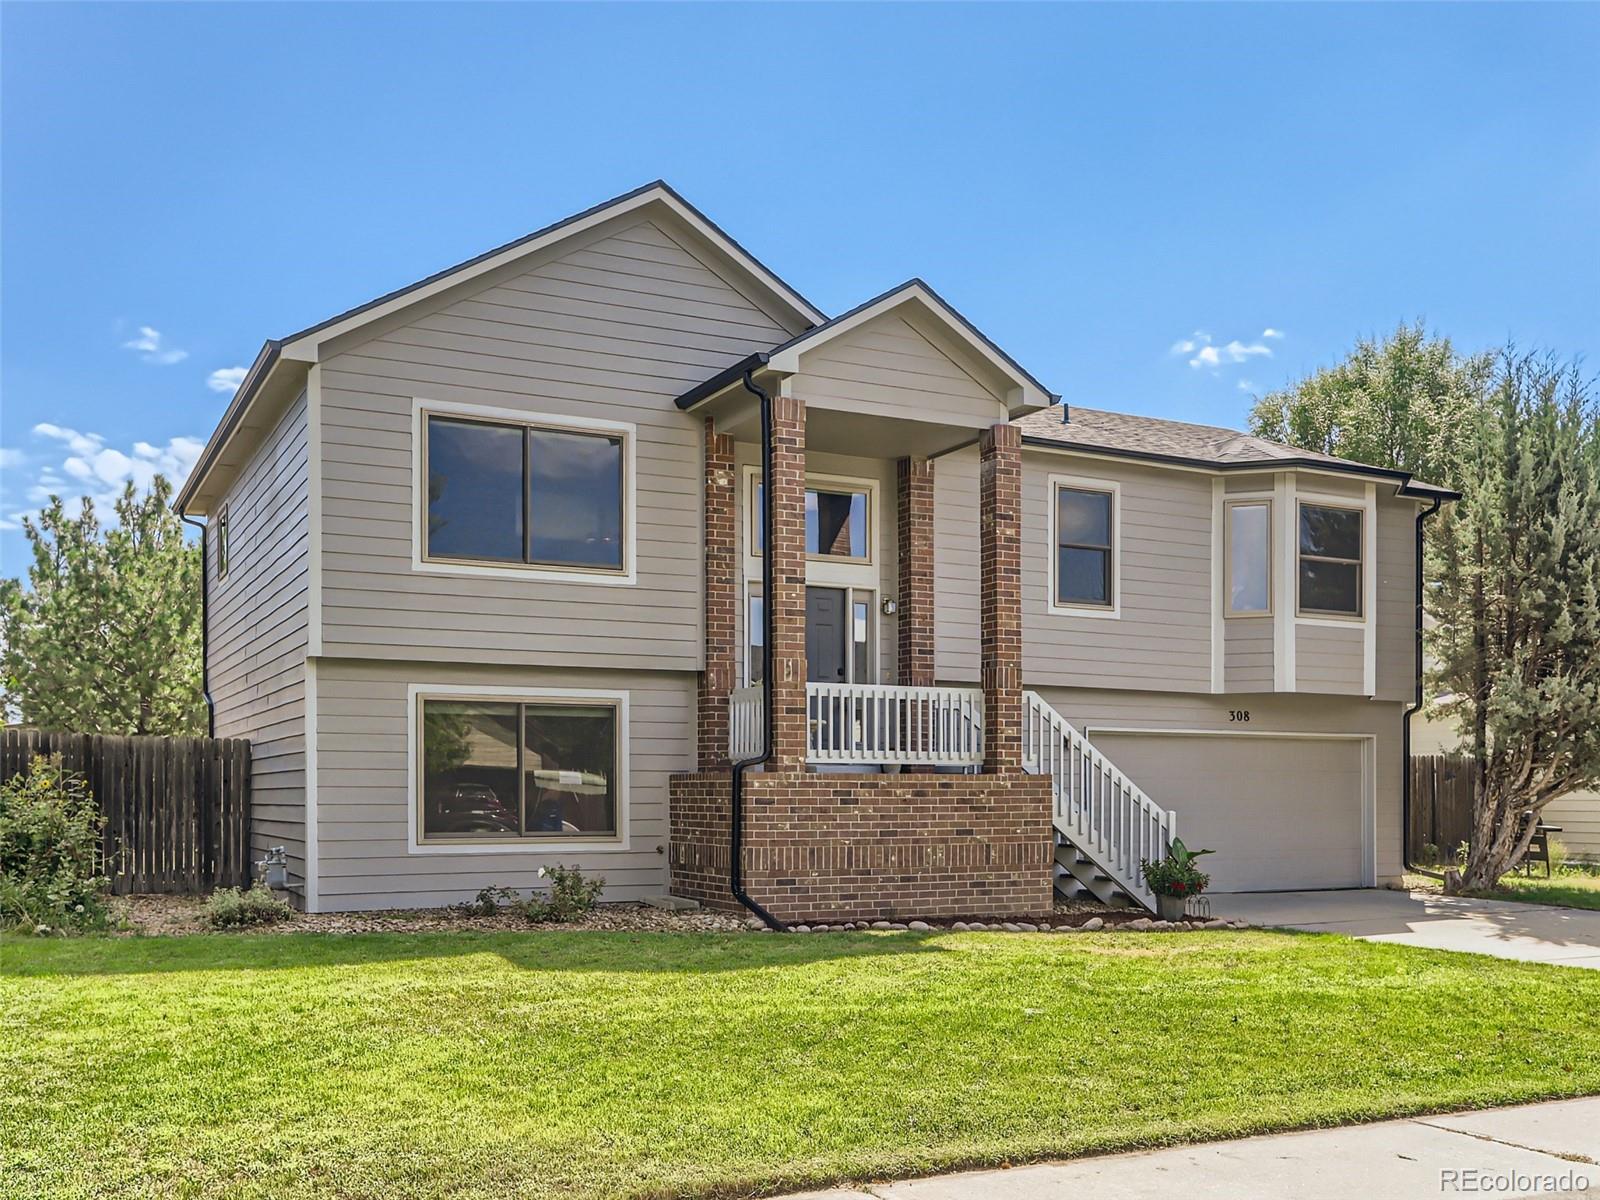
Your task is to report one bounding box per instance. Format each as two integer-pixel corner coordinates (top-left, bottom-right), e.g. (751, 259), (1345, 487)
(467, 866), (606, 924)
(202, 883), (293, 929)
(540, 864), (605, 920)
(0, 755), (111, 935)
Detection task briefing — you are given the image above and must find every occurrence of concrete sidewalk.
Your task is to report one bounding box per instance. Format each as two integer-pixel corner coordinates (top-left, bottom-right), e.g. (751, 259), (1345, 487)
(1209, 889), (1600, 969)
(784, 1097), (1600, 1199)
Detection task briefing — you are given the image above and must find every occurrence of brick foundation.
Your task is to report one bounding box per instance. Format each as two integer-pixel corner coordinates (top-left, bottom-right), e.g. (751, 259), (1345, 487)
(669, 769), (1055, 922)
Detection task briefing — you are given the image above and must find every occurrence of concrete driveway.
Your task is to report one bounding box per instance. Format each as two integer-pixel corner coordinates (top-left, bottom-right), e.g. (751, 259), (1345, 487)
(1208, 888), (1600, 969)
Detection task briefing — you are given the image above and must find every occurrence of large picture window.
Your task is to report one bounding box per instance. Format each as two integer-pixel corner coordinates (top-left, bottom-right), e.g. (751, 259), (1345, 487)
(418, 696), (619, 843)
(1052, 483), (1116, 610)
(1226, 500), (1271, 615)
(1298, 502), (1363, 616)
(424, 413), (626, 573)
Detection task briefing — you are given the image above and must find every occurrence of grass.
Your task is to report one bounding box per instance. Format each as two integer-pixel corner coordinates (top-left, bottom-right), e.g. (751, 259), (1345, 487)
(1406, 865), (1600, 911)
(5, 929), (1600, 1200)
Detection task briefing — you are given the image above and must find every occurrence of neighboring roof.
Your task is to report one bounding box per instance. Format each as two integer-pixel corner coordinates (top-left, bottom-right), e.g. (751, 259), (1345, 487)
(675, 278), (1058, 414)
(177, 181), (826, 513)
(1016, 406), (1460, 499)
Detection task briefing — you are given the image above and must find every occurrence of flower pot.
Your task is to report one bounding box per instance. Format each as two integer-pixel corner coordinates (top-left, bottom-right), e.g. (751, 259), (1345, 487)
(1156, 894), (1187, 922)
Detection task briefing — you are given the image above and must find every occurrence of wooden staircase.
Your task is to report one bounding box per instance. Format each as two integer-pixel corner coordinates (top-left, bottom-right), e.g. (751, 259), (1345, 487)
(1021, 691), (1177, 912)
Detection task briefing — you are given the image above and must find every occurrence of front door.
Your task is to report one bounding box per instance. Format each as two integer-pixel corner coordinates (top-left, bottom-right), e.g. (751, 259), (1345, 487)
(805, 587), (848, 683)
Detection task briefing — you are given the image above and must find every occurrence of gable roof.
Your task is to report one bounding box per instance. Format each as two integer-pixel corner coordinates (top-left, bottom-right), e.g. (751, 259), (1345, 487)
(675, 278), (1057, 414)
(177, 181), (825, 513)
(1016, 406), (1458, 499)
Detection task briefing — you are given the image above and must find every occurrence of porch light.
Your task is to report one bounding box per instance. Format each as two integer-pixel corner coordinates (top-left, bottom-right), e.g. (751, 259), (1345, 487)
(880, 597), (897, 616)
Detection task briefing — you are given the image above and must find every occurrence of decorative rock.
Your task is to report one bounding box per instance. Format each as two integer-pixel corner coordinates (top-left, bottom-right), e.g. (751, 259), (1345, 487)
(1202, 918), (1228, 930)
(871, 920), (892, 930)
(1230, 920), (1251, 929)
(1125, 918), (1153, 931)
(755, 926), (773, 933)
(888, 922), (909, 931)
(907, 920), (932, 932)
(1080, 917), (1104, 931)
(792, 925), (811, 934)
(1017, 922), (1039, 933)
(967, 922), (988, 931)
(745, 916), (766, 930)
(1000, 922), (1021, 932)
(952, 921), (970, 932)
(1150, 920), (1173, 931)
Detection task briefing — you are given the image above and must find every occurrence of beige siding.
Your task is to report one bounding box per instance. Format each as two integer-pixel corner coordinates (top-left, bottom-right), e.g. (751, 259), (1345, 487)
(1224, 617), (1274, 691)
(1544, 792), (1600, 862)
(791, 312), (1007, 426)
(209, 389), (310, 887)
(1296, 623), (1364, 693)
(935, 448), (1213, 691)
(1374, 498), (1418, 701)
(1034, 687), (1408, 882)
(316, 215), (794, 672)
(312, 658), (692, 911)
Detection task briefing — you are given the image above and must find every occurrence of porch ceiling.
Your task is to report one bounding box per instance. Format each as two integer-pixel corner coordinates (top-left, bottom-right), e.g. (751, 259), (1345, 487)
(702, 390), (988, 458)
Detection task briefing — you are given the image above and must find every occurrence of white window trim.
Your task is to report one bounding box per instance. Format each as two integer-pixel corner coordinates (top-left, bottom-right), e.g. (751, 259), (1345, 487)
(1224, 496), (1274, 618)
(741, 465), (880, 580)
(406, 682), (631, 855)
(1294, 494), (1369, 624)
(1046, 472), (1121, 619)
(740, 578), (878, 686)
(410, 396), (638, 586)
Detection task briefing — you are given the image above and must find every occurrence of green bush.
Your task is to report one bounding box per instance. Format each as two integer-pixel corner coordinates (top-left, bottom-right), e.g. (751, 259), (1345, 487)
(202, 883), (293, 929)
(0, 755), (111, 935)
(468, 866), (606, 924)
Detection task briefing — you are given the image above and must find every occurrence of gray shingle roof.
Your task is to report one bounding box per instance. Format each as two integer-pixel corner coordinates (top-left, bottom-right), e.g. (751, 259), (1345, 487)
(1015, 405), (1456, 497)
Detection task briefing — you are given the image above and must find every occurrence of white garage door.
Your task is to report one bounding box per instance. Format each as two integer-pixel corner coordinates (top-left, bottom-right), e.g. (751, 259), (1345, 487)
(1089, 733), (1368, 892)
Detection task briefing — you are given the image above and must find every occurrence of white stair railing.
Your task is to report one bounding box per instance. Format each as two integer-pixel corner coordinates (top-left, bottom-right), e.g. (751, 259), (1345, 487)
(726, 683), (985, 768)
(1021, 690), (1176, 911)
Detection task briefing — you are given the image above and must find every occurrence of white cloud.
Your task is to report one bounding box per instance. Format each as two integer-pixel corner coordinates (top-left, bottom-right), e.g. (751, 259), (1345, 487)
(1175, 330), (1275, 371)
(1238, 379), (1256, 393)
(207, 366), (248, 394)
(22, 424), (204, 515)
(1262, 328), (1285, 340)
(121, 325), (189, 365)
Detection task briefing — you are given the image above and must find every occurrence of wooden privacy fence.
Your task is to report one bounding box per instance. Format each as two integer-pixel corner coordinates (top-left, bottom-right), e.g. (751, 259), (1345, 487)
(1, 729), (251, 894)
(1409, 754), (1478, 863)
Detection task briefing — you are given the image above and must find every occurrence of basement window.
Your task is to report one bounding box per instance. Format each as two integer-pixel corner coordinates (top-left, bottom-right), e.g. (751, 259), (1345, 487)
(418, 696), (620, 843)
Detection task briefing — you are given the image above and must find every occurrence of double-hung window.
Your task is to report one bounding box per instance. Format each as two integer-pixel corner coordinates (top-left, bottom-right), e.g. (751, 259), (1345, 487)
(424, 412), (628, 574)
(418, 695), (620, 843)
(1052, 481), (1117, 611)
(1297, 502), (1363, 617)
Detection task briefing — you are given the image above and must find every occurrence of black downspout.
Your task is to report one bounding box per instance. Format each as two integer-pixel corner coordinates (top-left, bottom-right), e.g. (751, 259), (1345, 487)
(1401, 497), (1443, 874)
(179, 514), (216, 737)
(728, 369), (785, 930)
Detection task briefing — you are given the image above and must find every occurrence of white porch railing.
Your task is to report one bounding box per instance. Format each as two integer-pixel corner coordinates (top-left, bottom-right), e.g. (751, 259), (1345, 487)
(1021, 690), (1177, 910)
(726, 682), (985, 768)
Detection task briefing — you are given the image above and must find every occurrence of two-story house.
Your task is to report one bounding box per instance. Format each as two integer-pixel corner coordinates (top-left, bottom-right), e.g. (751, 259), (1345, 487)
(176, 182), (1456, 920)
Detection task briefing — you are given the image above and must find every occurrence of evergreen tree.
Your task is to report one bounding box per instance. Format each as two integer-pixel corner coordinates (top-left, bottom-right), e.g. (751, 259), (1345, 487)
(1428, 353), (1600, 890)
(0, 476), (204, 735)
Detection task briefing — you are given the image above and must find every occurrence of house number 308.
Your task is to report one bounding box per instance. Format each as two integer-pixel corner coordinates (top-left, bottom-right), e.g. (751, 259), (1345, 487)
(1229, 710), (1251, 722)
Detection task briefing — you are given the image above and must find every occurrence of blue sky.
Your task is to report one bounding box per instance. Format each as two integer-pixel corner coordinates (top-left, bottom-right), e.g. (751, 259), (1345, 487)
(3, 3), (1597, 573)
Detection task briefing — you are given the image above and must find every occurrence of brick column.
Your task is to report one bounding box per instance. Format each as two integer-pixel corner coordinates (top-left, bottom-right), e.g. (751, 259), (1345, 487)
(767, 395), (809, 770)
(698, 419), (736, 769)
(896, 456), (936, 687)
(979, 423), (1023, 772)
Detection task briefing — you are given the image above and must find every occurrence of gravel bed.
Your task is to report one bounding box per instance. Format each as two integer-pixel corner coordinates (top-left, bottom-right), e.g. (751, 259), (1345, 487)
(110, 894), (1238, 937)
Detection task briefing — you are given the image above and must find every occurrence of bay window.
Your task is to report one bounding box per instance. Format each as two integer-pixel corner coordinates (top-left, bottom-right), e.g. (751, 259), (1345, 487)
(1297, 502), (1363, 616)
(1226, 500), (1272, 615)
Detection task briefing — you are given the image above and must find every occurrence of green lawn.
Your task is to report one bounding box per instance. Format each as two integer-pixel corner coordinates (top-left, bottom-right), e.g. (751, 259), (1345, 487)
(1407, 866), (1600, 911)
(5, 930), (1600, 1200)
